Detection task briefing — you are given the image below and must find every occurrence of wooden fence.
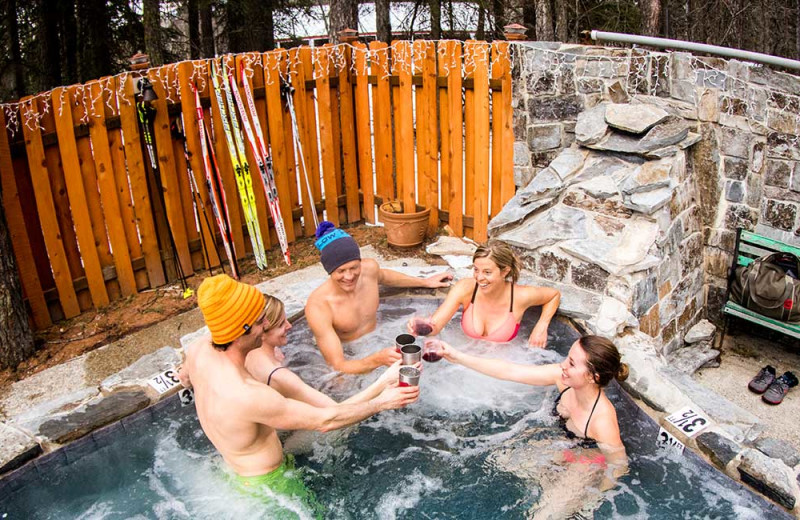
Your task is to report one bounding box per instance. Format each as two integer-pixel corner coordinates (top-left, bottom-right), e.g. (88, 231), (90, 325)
(0, 40), (515, 329)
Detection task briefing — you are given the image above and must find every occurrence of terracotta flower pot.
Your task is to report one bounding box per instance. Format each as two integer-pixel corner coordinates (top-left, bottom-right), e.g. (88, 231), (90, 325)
(378, 201), (430, 248)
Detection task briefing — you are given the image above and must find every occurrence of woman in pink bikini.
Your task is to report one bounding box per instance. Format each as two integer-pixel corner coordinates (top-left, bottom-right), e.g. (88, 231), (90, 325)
(411, 240), (560, 347)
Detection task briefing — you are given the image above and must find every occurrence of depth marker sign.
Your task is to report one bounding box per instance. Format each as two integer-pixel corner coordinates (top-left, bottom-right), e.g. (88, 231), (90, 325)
(664, 406), (711, 438)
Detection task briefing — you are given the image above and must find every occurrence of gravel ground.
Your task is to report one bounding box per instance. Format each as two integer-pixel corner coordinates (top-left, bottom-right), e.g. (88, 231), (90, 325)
(695, 329), (800, 453)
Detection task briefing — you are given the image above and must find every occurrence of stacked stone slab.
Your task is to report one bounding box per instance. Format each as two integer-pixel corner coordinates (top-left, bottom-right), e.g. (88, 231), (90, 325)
(512, 43), (800, 327)
(495, 101), (703, 352)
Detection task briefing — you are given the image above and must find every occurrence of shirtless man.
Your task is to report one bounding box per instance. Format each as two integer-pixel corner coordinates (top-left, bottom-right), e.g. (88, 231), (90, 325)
(305, 222), (452, 374)
(179, 274), (418, 510)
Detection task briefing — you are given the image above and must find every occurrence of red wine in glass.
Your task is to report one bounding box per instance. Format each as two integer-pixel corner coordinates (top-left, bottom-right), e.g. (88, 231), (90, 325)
(415, 323), (433, 336)
(422, 352), (441, 362)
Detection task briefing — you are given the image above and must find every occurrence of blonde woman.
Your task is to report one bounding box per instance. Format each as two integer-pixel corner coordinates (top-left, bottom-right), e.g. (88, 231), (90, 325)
(410, 240), (560, 347)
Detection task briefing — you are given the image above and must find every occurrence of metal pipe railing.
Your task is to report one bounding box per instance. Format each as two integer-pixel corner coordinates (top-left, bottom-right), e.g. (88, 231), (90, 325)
(589, 30), (800, 71)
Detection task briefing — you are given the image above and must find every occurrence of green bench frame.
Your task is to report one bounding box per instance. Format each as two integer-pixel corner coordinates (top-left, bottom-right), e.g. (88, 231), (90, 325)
(723, 229), (800, 340)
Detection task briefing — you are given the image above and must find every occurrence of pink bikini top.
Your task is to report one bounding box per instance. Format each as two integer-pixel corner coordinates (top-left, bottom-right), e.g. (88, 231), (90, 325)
(461, 282), (520, 342)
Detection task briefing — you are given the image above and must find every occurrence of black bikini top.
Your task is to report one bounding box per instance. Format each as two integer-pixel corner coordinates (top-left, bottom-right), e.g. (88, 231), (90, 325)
(552, 386), (601, 449)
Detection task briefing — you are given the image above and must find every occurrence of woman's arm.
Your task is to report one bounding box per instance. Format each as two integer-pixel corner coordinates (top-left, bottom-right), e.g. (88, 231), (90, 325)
(518, 286), (561, 348)
(440, 341), (562, 386)
(410, 278), (471, 336)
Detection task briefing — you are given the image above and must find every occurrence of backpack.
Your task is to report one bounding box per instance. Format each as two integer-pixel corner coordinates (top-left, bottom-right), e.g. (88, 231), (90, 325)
(730, 252), (800, 322)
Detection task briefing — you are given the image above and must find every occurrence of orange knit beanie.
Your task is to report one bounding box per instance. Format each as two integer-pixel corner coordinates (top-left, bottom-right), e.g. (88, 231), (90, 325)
(197, 274), (265, 345)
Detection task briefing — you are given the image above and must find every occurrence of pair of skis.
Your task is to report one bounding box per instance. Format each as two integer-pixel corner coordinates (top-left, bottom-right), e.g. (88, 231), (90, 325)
(191, 81), (240, 279)
(209, 59), (293, 268)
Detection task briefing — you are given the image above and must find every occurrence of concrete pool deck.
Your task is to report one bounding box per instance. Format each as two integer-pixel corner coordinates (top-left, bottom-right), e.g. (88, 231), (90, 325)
(1, 243), (799, 515)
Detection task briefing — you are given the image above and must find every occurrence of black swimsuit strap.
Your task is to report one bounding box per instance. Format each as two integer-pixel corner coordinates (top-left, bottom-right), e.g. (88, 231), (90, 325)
(584, 389), (602, 439)
(267, 366), (288, 386)
(471, 281), (514, 310)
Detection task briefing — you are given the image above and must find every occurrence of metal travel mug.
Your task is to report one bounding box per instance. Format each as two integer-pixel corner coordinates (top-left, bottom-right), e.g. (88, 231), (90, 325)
(395, 333), (416, 353)
(400, 344), (422, 365)
(399, 366), (421, 387)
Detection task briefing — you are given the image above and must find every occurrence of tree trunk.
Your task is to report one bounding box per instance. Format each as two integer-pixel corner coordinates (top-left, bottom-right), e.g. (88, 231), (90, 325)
(7, 0), (25, 98)
(476, 1), (486, 40)
(376, 0), (391, 42)
(188, 0), (200, 59)
(555, 0), (567, 42)
(523, 1), (536, 40)
(200, 0), (215, 58)
(77, 0), (112, 82)
(491, 0), (505, 40)
(0, 190), (35, 370)
(641, 0), (661, 36)
(430, 0), (442, 39)
(61, 0), (78, 84)
(143, 0), (164, 66)
(534, 0), (553, 40)
(40, 0), (62, 90)
(329, 0), (358, 42)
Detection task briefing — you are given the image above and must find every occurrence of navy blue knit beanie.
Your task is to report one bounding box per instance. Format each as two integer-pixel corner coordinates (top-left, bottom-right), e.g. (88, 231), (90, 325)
(315, 221), (361, 274)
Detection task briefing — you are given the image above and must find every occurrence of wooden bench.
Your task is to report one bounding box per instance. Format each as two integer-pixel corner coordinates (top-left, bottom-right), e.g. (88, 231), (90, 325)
(723, 229), (800, 340)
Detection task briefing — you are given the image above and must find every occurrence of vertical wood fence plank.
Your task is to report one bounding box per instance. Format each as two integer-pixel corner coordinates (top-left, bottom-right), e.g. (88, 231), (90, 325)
(413, 41), (429, 212)
(353, 42), (375, 224)
(421, 41), (439, 233)
(208, 57), (246, 259)
(70, 87), (114, 272)
(392, 41), (415, 213)
(289, 48), (318, 234)
(52, 87), (110, 308)
(119, 75), (167, 287)
(472, 43), (490, 243)
(235, 54), (272, 250)
(327, 48), (346, 224)
(447, 41), (464, 237)
(147, 68), (194, 277)
(314, 47), (339, 225)
(299, 48), (322, 209)
(264, 50), (298, 241)
(176, 62), (222, 270)
(437, 42), (451, 231)
(20, 96), (80, 318)
(40, 96), (86, 308)
(338, 45), (361, 223)
(11, 139), (55, 300)
(463, 43), (476, 239)
(0, 110), (51, 327)
(107, 77), (147, 289)
(498, 44), (515, 208)
(369, 42), (394, 202)
(165, 65), (201, 271)
(490, 43), (503, 219)
(87, 80), (137, 297)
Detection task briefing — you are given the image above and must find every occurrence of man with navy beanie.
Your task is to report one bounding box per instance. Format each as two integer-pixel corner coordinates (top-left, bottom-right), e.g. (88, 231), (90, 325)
(306, 221), (453, 374)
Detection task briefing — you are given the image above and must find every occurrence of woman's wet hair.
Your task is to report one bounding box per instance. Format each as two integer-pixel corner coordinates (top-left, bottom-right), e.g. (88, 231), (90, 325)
(262, 294), (286, 331)
(473, 240), (521, 283)
(212, 295), (285, 350)
(579, 335), (629, 386)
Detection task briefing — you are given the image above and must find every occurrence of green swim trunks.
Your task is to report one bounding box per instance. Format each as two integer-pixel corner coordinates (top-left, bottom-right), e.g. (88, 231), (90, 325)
(233, 454), (323, 519)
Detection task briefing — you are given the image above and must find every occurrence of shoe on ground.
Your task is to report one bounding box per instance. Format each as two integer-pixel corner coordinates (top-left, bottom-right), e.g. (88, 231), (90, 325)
(748, 365), (776, 394)
(762, 371), (799, 405)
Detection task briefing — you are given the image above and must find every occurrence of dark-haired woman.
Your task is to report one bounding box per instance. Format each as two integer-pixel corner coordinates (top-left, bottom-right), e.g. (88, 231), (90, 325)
(439, 335), (628, 464)
(439, 335), (629, 517)
(409, 240), (560, 348)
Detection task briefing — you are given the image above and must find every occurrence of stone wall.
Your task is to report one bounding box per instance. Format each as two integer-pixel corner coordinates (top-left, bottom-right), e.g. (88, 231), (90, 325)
(504, 42), (800, 351)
